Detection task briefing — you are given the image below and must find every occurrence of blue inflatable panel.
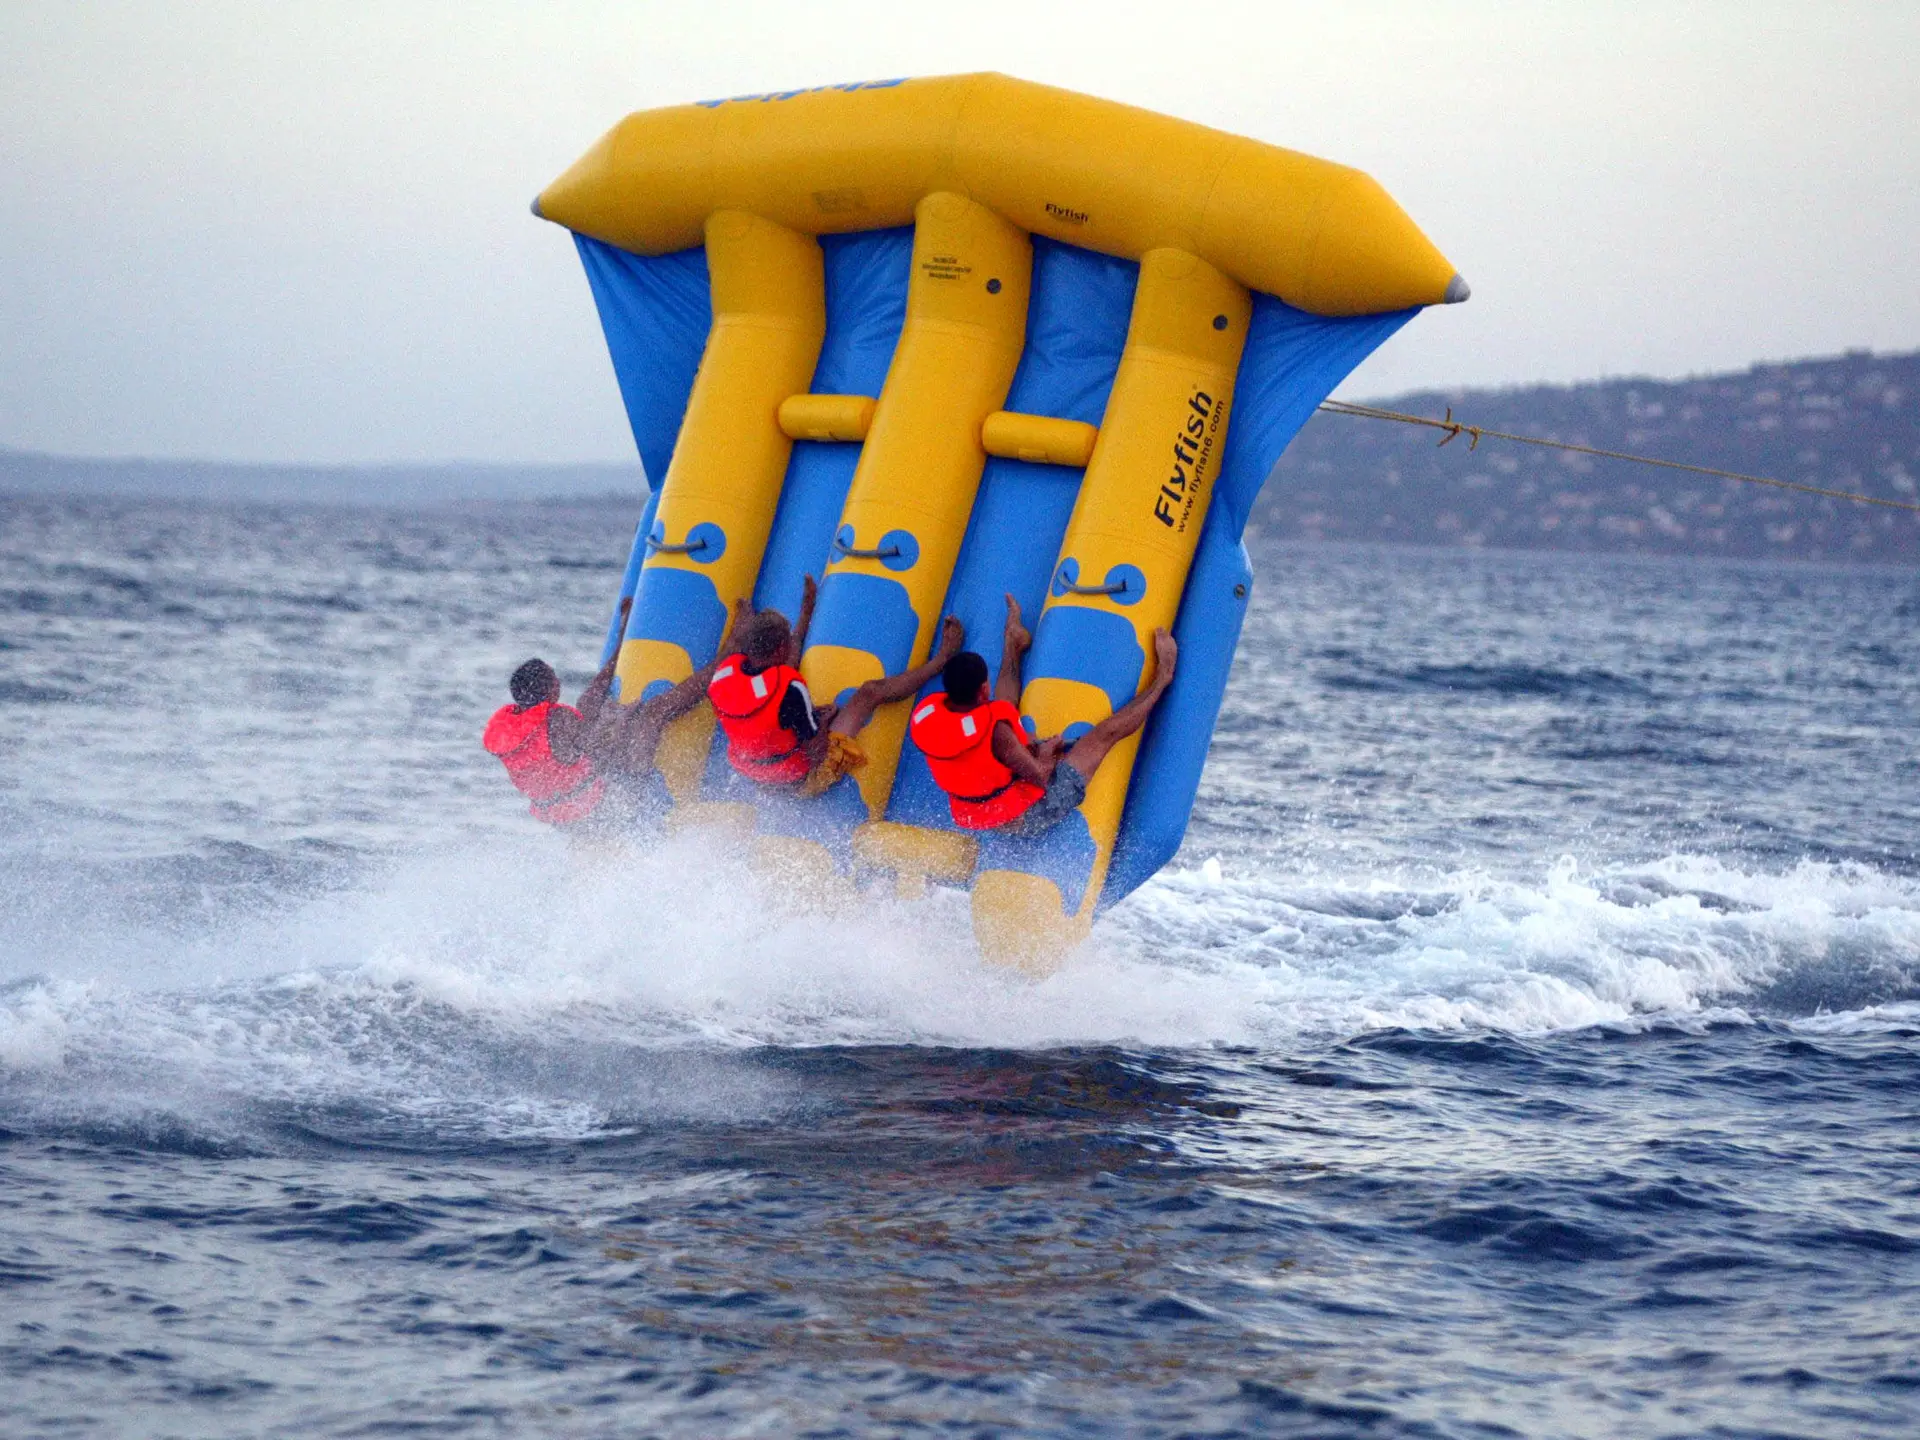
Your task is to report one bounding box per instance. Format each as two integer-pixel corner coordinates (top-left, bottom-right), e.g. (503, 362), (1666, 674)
(575, 237), (711, 488)
(575, 232), (1417, 907)
(577, 236), (707, 674)
(1100, 506), (1251, 905)
(1214, 296), (1417, 540)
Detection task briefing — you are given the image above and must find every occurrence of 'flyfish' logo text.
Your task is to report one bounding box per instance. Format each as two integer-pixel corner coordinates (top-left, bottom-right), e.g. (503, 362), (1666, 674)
(1154, 389), (1222, 531)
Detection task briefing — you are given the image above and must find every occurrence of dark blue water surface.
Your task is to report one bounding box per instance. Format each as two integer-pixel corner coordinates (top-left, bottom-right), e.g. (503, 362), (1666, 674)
(2, 493), (1917, 1438)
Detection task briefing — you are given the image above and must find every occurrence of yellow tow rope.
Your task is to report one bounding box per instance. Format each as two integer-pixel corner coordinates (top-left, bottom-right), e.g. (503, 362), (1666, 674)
(1316, 399), (1920, 515)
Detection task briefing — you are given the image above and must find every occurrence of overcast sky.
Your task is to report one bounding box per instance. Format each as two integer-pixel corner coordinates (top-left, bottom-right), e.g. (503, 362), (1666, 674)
(2, 1), (1915, 465)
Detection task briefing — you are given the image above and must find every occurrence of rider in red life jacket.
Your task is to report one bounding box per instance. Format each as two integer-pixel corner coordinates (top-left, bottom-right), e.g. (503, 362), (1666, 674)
(484, 597), (737, 830)
(910, 593), (1178, 838)
(710, 574), (967, 798)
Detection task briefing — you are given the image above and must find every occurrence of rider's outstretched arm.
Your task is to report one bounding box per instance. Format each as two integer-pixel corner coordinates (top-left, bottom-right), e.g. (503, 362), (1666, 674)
(876, 617), (965, 706)
(595, 601), (749, 772)
(825, 617), (966, 737)
(645, 598), (748, 722)
(576, 597), (635, 727)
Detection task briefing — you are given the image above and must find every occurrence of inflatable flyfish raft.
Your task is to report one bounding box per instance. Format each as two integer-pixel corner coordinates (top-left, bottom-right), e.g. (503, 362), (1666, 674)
(535, 73), (1465, 971)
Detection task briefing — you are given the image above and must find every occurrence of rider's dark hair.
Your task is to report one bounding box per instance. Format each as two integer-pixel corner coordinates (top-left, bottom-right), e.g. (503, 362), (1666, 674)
(735, 611), (792, 666)
(942, 651), (990, 705)
(509, 659), (557, 706)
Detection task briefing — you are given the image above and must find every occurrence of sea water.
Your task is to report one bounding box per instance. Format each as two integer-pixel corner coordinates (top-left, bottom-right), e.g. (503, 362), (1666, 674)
(2, 492), (1916, 1438)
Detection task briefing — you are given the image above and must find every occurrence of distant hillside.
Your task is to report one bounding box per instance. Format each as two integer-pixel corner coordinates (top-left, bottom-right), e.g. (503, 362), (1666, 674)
(1261, 350), (1919, 563)
(8, 349), (1916, 563)
(0, 450), (643, 506)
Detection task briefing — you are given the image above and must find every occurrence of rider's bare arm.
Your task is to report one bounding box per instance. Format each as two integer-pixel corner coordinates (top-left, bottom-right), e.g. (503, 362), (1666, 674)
(655, 646), (728, 723)
(547, 704), (591, 765)
(992, 720), (1055, 788)
(574, 597), (635, 730)
(574, 656), (618, 730)
(622, 597), (746, 727)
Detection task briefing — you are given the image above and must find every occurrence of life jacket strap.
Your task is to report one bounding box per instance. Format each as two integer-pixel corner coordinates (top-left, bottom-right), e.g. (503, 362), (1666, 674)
(951, 778), (1016, 805)
(530, 770), (602, 815)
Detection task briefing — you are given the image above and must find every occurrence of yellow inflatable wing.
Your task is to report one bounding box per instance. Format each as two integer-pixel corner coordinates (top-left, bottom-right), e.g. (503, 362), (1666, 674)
(538, 73), (1464, 970)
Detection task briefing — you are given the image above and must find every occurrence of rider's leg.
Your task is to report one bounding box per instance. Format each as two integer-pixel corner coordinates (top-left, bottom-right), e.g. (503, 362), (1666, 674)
(994, 594), (1030, 707)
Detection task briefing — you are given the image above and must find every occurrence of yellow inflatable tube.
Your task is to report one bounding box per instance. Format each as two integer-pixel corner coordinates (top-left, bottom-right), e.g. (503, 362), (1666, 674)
(801, 193), (1031, 822)
(973, 249), (1250, 970)
(537, 74), (1465, 317)
(614, 212), (824, 802)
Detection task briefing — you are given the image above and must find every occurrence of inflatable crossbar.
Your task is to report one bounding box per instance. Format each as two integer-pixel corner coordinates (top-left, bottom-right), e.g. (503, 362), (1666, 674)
(537, 73), (1464, 970)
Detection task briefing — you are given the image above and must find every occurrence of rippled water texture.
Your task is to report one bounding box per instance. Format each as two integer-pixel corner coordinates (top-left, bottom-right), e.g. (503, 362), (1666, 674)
(3, 494), (1918, 1437)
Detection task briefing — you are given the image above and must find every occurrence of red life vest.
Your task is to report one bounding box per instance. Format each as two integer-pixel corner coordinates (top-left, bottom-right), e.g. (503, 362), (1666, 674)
(707, 654), (812, 784)
(482, 701), (605, 825)
(908, 695), (1045, 830)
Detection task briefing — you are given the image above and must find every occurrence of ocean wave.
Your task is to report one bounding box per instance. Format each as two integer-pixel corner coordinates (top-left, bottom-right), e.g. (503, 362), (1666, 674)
(1317, 658), (1651, 700)
(3, 837), (1915, 1142)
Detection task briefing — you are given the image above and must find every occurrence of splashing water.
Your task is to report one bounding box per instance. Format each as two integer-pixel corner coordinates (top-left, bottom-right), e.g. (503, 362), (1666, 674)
(2, 495), (1918, 1437)
(6, 829), (1916, 1150)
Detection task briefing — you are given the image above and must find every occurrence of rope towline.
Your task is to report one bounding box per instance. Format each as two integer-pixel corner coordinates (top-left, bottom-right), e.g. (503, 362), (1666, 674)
(1316, 400), (1920, 515)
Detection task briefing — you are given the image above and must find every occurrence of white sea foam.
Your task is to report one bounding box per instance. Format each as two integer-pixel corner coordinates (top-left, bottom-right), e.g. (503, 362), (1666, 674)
(2, 837), (1914, 1147)
(0, 978), (74, 1071)
(5, 836), (1916, 1095)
